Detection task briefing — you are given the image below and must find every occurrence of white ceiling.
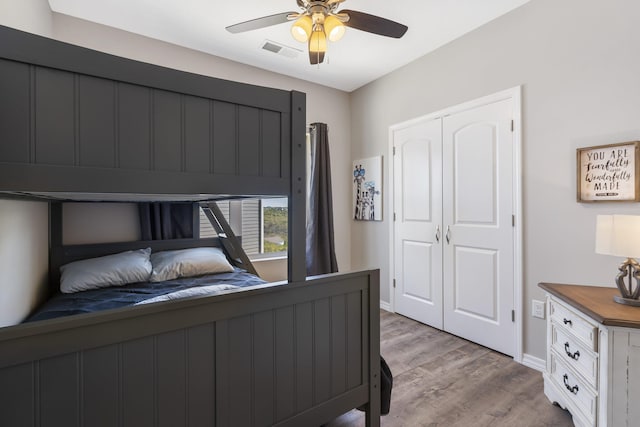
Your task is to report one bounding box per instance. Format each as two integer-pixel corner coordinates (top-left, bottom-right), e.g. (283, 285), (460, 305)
(48, 0), (530, 92)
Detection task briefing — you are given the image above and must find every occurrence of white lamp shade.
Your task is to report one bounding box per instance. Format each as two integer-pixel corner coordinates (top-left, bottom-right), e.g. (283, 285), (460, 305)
(291, 15), (312, 42)
(595, 215), (640, 258)
(324, 15), (345, 42)
(308, 28), (327, 53)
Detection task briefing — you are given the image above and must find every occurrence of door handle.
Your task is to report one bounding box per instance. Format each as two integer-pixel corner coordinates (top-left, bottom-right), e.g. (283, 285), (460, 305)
(435, 226), (441, 243)
(445, 226), (451, 244)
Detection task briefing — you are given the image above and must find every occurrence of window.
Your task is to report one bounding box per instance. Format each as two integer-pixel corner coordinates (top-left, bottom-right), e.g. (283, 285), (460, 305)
(199, 197), (288, 259)
(261, 198), (288, 255)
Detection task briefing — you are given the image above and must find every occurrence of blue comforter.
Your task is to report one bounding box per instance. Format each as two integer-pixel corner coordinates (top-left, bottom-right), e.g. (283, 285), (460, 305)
(26, 268), (266, 322)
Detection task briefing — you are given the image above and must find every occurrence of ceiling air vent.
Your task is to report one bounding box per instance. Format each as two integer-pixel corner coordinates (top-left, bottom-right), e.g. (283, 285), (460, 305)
(261, 40), (300, 59)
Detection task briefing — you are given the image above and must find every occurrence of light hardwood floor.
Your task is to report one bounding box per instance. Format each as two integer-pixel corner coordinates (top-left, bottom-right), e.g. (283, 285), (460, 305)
(326, 310), (574, 427)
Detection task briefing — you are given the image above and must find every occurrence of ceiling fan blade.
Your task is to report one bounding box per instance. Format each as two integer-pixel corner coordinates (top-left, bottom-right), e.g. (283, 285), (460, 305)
(341, 10), (408, 38)
(226, 12), (295, 34)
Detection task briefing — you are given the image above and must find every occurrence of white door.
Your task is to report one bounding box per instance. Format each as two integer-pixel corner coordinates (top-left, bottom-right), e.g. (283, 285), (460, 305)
(393, 118), (443, 328)
(391, 93), (518, 357)
(442, 98), (515, 356)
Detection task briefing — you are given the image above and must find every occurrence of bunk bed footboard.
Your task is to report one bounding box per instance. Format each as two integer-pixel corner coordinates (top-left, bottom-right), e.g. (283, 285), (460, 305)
(0, 270), (380, 427)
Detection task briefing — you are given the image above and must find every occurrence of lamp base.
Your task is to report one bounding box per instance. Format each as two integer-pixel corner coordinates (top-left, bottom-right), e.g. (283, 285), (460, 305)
(614, 258), (640, 305)
(613, 295), (640, 307)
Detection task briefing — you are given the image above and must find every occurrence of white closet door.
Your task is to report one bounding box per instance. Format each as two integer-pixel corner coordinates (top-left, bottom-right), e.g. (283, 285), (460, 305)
(442, 98), (515, 356)
(393, 118), (443, 328)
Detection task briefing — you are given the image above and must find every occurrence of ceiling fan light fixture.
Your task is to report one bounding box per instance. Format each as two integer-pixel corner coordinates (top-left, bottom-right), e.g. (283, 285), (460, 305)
(308, 27), (327, 54)
(308, 26), (327, 64)
(324, 15), (345, 42)
(291, 15), (312, 42)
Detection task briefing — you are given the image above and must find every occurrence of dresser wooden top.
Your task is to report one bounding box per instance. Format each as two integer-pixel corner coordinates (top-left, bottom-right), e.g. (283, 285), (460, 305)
(539, 283), (640, 329)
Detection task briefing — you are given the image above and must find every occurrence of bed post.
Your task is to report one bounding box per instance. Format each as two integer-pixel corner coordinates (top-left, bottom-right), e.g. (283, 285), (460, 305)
(191, 202), (200, 237)
(288, 91), (307, 282)
(366, 271), (382, 427)
(49, 202), (63, 297)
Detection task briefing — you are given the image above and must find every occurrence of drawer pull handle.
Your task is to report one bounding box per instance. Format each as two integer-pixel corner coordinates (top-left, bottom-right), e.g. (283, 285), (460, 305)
(563, 374), (579, 395)
(563, 318), (572, 326)
(564, 342), (580, 360)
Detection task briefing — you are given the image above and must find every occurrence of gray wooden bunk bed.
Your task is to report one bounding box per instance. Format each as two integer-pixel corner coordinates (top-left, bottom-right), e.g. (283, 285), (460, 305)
(0, 25), (380, 427)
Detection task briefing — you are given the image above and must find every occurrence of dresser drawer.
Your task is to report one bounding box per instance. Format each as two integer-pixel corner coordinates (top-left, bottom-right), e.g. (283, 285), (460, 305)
(551, 321), (598, 388)
(549, 298), (598, 351)
(549, 352), (597, 424)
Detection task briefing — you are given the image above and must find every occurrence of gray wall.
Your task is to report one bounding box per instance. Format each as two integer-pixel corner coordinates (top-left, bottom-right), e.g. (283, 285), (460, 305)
(0, 200), (48, 327)
(0, 0), (52, 325)
(63, 203), (141, 245)
(349, 0), (640, 359)
(0, 0), (51, 37)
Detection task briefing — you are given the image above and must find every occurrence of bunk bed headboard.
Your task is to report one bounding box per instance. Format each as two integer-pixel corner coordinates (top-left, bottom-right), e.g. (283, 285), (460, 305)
(0, 24), (307, 282)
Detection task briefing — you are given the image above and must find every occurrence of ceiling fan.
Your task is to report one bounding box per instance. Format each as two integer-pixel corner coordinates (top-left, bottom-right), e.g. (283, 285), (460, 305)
(226, 0), (408, 65)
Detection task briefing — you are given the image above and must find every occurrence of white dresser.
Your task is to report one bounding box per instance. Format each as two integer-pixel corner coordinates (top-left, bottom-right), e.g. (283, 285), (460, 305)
(539, 283), (640, 427)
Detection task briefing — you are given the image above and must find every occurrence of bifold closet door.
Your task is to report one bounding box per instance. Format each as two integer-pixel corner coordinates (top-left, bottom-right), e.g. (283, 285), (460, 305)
(442, 98), (515, 357)
(393, 118), (443, 328)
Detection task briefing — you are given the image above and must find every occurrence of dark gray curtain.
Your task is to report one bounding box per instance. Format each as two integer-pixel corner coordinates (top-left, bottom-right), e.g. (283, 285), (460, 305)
(139, 202), (194, 240)
(306, 123), (338, 275)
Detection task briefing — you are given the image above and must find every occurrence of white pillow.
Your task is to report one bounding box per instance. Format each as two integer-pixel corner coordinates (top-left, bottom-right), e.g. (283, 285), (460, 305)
(60, 248), (152, 294)
(150, 247), (234, 282)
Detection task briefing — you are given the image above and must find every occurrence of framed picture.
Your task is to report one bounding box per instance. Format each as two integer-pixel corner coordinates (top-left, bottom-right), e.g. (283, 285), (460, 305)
(353, 156), (383, 220)
(577, 141), (640, 202)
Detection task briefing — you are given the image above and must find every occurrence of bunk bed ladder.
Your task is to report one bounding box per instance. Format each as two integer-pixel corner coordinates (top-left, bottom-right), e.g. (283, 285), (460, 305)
(201, 202), (259, 276)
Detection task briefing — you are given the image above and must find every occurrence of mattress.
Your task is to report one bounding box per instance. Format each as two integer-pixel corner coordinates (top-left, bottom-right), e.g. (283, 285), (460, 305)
(26, 268), (266, 322)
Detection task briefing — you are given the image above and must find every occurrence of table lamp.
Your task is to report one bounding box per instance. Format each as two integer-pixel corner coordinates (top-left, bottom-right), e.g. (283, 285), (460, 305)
(595, 215), (640, 306)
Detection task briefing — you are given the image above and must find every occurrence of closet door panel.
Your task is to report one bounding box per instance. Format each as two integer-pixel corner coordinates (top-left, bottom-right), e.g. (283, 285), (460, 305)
(392, 118), (443, 329)
(402, 241), (433, 301)
(453, 246), (498, 321)
(454, 124), (496, 224)
(442, 98), (515, 357)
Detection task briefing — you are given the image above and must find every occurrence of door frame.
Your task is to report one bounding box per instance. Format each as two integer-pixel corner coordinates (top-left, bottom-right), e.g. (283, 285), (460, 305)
(388, 86), (523, 362)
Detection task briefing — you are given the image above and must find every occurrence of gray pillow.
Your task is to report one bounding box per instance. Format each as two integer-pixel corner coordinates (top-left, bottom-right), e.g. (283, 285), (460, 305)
(60, 248), (152, 294)
(150, 247), (234, 282)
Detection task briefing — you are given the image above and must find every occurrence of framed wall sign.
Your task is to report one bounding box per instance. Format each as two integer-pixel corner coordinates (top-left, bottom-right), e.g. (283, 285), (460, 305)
(577, 141), (640, 202)
(353, 156), (383, 220)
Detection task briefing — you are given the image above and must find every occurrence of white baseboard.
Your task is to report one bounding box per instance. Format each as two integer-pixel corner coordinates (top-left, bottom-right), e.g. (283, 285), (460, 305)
(379, 301), (392, 312)
(521, 353), (545, 372)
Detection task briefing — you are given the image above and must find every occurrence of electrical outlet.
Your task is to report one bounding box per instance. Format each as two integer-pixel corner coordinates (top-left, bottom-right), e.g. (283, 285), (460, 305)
(532, 300), (545, 319)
